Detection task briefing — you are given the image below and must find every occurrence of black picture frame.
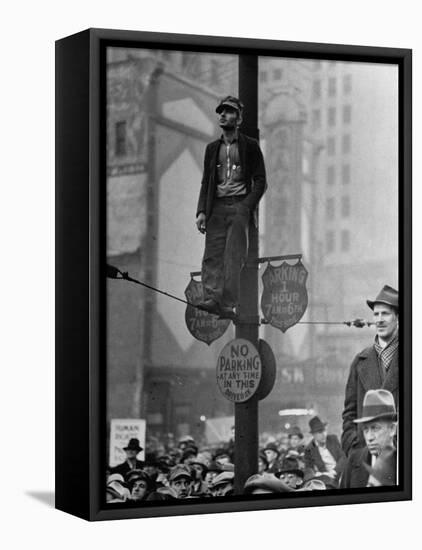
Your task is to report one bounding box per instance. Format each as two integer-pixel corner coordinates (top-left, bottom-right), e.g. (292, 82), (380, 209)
(55, 28), (412, 521)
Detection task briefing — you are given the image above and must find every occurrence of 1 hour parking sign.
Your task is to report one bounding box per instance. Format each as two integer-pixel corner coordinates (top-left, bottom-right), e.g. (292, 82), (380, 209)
(260, 260), (308, 333)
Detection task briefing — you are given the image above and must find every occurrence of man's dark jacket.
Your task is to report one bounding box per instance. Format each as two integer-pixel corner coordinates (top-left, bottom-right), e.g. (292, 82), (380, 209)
(304, 435), (346, 483)
(196, 132), (267, 222)
(342, 345), (398, 456)
(111, 459), (145, 478)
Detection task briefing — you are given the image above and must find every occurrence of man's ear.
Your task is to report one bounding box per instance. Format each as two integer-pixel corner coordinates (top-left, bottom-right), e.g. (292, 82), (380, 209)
(236, 113), (243, 127)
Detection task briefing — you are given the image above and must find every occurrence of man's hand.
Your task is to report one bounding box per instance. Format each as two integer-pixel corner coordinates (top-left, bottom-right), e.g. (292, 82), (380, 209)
(196, 212), (206, 234)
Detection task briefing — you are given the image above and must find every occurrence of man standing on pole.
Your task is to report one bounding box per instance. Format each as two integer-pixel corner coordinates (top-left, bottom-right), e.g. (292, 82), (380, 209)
(196, 95), (267, 319)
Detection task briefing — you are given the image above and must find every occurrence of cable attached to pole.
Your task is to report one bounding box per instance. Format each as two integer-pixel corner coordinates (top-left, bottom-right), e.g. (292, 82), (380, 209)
(107, 265), (375, 327)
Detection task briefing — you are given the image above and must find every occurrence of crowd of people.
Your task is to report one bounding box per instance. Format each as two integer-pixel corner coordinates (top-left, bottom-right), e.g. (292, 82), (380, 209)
(107, 284), (399, 504)
(106, 392), (397, 504)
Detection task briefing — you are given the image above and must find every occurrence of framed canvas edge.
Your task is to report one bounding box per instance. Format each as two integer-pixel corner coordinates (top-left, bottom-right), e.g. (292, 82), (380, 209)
(56, 28), (412, 522)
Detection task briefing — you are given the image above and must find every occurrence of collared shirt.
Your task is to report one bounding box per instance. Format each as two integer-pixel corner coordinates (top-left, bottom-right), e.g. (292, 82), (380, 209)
(316, 442), (337, 474)
(374, 332), (399, 372)
(216, 133), (246, 197)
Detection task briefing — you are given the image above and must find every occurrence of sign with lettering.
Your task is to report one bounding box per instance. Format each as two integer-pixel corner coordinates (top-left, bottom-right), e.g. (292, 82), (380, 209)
(109, 418), (146, 467)
(185, 277), (230, 345)
(261, 260), (308, 333)
(216, 338), (262, 403)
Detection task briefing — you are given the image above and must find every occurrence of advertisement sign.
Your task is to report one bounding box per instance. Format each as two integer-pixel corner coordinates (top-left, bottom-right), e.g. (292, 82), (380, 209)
(109, 418), (146, 467)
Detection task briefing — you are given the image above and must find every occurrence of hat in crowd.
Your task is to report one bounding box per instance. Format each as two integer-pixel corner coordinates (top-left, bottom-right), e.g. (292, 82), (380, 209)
(126, 470), (153, 489)
(309, 416), (327, 433)
(288, 426), (304, 439)
(213, 448), (231, 461)
(169, 464), (193, 482)
(207, 461), (222, 473)
(181, 447), (198, 462)
(212, 471), (234, 488)
(123, 438), (143, 452)
(244, 473), (293, 494)
(107, 472), (128, 487)
(277, 457), (304, 479)
(367, 285), (398, 311)
(363, 446), (397, 486)
(299, 478), (327, 491)
(215, 95), (244, 115)
(264, 442), (280, 456)
(191, 455), (209, 471)
(354, 389), (397, 424)
(156, 455), (175, 472)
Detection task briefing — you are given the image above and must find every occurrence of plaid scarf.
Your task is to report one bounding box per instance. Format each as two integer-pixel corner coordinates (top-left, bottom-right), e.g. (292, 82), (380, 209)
(374, 332), (399, 372)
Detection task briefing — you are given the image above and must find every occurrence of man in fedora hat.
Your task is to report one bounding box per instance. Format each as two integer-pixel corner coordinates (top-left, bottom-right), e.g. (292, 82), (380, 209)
(342, 285), (399, 455)
(111, 438), (144, 477)
(196, 95), (267, 319)
(276, 456), (305, 490)
(304, 416), (346, 488)
(263, 442), (281, 474)
(340, 389), (397, 488)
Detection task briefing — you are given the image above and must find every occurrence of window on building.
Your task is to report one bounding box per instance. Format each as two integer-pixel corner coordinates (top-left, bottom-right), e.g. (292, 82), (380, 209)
(328, 107), (336, 126)
(115, 121), (127, 157)
(326, 231), (335, 253)
(343, 105), (352, 124)
(341, 229), (351, 251)
(273, 68), (283, 80)
(328, 77), (336, 97)
(327, 165), (335, 185)
(312, 79), (321, 100)
(342, 164), (351, 184)
(341, 195), (351, 217)
(326, 197), (335, 218)
(312, 109), (321, 130)
(260, 71), (268, 83)
(343, 74), (352, 94)
(342, 134), (351, 154)
(327, 136), (336, 155)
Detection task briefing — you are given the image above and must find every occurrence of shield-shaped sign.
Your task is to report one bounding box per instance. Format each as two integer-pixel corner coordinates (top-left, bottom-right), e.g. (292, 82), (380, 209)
(185, 277), (230, 345)
(260, 260), (308, 333)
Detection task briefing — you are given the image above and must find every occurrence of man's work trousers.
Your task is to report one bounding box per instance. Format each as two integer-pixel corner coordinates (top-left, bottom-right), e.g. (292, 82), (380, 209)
(201, 197), (250, 308)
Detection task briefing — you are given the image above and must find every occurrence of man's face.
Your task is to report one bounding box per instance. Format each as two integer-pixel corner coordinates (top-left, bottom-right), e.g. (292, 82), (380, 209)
(289, 435), (301, 449)
(363, 420), (396, 456)
(192, 464), (205, 480)
(279, 472), (301, 489)
(214, 481), (233, 497)
(218, 106), (240, 130)
(171, 477), (192, 499)
(373, 303), (398, 341)
(205, 471), (217, 485)
(131, 479), (148, 501)
(125, 449), (138, 460)
(313, 429), (327, 445)
(264, 449), (278, 463)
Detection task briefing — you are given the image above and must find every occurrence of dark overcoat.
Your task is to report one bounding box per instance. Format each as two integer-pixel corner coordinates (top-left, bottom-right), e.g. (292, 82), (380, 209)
(304, 434), (346, 484)
(196, 132), (267, 223)
(341, 345), (399, 456)
(111, 459), (145, 478)
(340, 447), (372, 488)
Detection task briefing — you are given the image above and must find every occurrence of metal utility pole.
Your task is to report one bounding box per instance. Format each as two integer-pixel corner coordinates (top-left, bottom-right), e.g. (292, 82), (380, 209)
(234, 55), (259, 494)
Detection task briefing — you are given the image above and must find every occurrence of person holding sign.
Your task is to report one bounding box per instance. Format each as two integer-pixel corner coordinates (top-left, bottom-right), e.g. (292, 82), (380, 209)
(196, 96), (267, 319)
(111, 438), (144, 477)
